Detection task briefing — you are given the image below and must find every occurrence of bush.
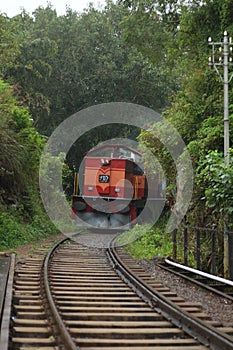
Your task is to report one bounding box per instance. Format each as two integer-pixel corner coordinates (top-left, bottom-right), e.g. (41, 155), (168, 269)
(125, 222), (173, 260)
(0, 79), (58, 251)
(0, 207), (57, 251)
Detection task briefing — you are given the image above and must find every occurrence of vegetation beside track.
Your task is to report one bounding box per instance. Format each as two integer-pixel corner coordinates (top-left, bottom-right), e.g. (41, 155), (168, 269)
(126, 225), (173, 260)
(0, 206), (57, 251)
(121, 216), (173, 260)
(0, 80), (58, 251)
(1, 1), (233, 267)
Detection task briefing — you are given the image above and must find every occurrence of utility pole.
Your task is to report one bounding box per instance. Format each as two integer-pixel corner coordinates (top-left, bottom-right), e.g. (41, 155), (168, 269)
(208, 31), (233, 278)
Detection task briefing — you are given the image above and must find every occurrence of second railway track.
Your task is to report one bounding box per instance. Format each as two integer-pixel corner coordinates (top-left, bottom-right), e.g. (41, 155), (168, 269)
(157, 258), (233, 301)
(9, 232), (233, 349)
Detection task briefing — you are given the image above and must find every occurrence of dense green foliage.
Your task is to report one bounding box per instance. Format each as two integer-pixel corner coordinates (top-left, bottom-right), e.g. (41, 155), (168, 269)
(1, 0), (233, 257)
(0, 207), (56, 250)
(136, 0), (233, 229)
(1, 3), (173, 165)
(197, 150), (233, 224)
(0, 80), (57, 250)
(120, 222), (173, 259)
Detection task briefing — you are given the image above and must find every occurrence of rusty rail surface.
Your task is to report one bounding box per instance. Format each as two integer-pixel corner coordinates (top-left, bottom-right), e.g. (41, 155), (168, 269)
(8, 233), (233, 349)
(43, 237), (77, 350)
(0, 254), (15, 350)
(108, 240), (233, 350)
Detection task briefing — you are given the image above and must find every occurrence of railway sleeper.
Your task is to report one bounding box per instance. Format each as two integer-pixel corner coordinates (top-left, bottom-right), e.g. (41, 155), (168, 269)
(14, 305), (45, 312)
(18, 347), (55, 350)
(56, 301), (148, 307)
(62, 312), (164, 321)
(50, 279), (126, 285)
(13, 318), (50, 326)
(14, 285), (41, 291)
(12, 337), (56, 347)
(75, 346), (209, 350)
(55, 295), (141, 301)
(14, 299), (43, 307)
(15, 311), (47, 319)
(14, 290), (41, 296)
(58, 306), (156, 313)
(15, 280), (40, 286)
(217, 326), (233, 335)
(73, 337), (204, 347)
(52, 291), (137, 296)
(13, 295), (40, 303)
(14, 268), (42, 274)
(50, 286), (131, 291)
(65, 320), (174, 328)
(13, 326), (53, 337)
(69, 327), (184, 339)
(14, 273), (40, 279)
(17, 265), (42, 270)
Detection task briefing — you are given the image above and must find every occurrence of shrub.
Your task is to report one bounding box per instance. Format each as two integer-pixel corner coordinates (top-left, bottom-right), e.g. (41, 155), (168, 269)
(125, 223), (173, 260)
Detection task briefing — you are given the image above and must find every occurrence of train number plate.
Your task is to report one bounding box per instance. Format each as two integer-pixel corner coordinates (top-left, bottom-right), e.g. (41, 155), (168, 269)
(99, 175), (110, 183)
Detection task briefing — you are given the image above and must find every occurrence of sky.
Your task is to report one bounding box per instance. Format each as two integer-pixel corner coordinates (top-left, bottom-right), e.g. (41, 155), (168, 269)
(0, 0), (107, 17)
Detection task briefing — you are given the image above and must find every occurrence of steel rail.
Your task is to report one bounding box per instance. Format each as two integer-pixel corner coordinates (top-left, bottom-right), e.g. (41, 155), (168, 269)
(107, 238), (233, 350)
(43, 237), (78, 350)
(165, 258), (233, 286)
(158, 259), (233, 301)
(0, 254), (15, 350)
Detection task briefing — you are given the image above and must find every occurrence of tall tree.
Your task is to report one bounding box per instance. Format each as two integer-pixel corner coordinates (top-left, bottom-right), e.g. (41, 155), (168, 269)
(3, 2), (173, 166)
(0, 79), (45, 212)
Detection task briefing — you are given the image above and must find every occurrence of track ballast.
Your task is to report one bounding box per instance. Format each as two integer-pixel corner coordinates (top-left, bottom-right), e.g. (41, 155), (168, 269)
(6, 233), (233, 349)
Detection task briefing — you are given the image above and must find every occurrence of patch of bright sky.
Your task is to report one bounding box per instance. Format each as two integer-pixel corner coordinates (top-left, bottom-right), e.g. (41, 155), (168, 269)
(0, 0), (107, 17)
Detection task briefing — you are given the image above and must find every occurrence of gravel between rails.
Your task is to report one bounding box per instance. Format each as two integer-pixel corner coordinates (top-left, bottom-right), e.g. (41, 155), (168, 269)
(73, 231), (233, 327)
(12, 232), (233, 327)
(71, 230), (119, 249)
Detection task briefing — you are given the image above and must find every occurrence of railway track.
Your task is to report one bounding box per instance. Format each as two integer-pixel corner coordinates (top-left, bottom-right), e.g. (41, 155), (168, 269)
(0, 253), (15, 350)
(5, 233), (233, 349)
(157, 258), (233, 301)
(11, 244), (59, 349)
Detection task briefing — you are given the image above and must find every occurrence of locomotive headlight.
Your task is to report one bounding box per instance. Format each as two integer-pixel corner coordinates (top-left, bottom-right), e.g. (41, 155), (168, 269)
(100, 158), (109, 165)
(115, 188), (120, 193)
(88, 186), (93, 191)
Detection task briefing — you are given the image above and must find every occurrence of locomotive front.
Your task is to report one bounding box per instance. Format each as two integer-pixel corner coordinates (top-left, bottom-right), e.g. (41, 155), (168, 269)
(72, 144), (163, 230)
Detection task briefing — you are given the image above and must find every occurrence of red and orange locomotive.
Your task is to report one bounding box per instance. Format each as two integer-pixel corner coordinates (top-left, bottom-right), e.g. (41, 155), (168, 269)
(72, 143), (164, 229)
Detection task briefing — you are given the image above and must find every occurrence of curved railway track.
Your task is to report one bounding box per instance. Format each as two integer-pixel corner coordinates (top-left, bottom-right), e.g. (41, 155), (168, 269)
(6, 233), (233, 349)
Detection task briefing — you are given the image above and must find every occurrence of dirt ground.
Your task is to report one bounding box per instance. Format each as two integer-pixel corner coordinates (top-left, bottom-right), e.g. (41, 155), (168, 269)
(12, 233), (65, 259)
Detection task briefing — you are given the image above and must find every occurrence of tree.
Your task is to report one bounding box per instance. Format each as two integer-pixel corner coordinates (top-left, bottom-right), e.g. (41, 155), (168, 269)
(0, 14), (22, 76)
(3, 3), (173, 168)
(197, 150), (233, 226)
(0, 79), (45, 214)
(134, 1), (233, 228)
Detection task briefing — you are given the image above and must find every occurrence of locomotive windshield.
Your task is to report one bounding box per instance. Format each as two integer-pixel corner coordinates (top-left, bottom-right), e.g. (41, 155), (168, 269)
(87, 144), (143, 165)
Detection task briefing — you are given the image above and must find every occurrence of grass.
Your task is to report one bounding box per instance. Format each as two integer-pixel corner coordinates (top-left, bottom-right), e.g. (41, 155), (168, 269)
(118, 218), (173, 260)
(0, 208), (57, 251)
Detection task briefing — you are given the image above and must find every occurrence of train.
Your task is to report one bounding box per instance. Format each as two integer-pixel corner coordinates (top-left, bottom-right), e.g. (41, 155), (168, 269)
(72, 143), (165, 230)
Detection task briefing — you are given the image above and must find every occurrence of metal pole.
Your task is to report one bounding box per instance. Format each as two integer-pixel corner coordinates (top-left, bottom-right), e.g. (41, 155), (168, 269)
(223, 31), (230, 164)
(223, 31), (229, 278)
(208, 31), (233, 278)
(184, 226), (188, 266)
(172, 229), (177, 261)
(196, 229), (201, 270)
(211, 231), (216, 275)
